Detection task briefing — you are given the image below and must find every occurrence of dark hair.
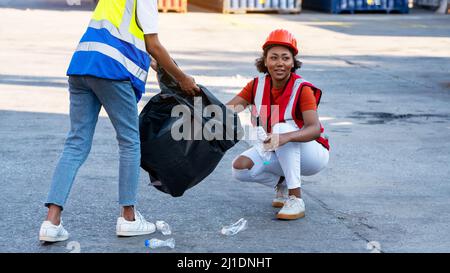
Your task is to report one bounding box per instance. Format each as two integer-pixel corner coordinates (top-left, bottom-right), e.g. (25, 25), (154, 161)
(255, 45), (302, 74)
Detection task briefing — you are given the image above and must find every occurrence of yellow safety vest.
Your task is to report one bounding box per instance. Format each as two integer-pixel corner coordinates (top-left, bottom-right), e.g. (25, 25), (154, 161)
(67, 0), (151, 101)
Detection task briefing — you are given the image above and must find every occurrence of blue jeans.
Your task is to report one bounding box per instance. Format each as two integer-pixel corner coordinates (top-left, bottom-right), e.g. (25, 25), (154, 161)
(46, 76), (141, 209)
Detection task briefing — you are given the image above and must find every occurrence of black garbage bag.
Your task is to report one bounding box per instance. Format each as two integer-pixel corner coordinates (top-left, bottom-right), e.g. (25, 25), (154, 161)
(139, 66), (243, 197)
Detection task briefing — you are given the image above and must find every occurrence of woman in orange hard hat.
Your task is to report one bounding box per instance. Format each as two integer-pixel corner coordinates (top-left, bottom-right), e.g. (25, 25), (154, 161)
(227, 29), (330, 220)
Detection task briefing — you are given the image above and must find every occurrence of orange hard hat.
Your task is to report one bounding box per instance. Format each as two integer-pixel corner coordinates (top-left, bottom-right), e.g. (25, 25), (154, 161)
(262, 29), (298, 56)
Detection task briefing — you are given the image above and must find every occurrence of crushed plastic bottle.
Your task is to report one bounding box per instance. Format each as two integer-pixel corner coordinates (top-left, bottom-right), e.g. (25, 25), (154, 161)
(254, 126), (272, 165)
(156, 220), (172, 235)
(221, 218), (248, 236)
(144, 238), (175, 249)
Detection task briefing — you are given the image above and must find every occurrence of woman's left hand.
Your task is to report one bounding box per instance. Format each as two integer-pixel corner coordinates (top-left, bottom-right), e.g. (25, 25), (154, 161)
(263, 133), (291, 151)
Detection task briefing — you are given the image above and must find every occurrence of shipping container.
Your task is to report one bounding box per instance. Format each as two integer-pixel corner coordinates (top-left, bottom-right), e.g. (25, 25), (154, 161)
(302, 0), (409, 13)
(414, 0), (440, 8)
(189, 0), (302, 14)
(414, 0), (449, 11)
(158, 0), (187, 13)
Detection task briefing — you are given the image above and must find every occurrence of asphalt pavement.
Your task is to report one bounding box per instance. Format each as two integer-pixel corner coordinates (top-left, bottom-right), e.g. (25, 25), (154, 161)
(0, 4), (449, 253)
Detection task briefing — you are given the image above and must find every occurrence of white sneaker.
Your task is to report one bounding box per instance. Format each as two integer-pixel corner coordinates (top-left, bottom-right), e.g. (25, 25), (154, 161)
(272, 182), (288, 208)
(39, 220), (69, 242)
(277, 196), (305, 220)
(116, 210), (156, 237)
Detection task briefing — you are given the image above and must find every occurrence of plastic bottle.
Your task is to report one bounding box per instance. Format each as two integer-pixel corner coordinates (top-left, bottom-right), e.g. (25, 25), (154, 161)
(144, 238), (175, 249)
(254, 126), (272, 165)
(221, 218), (248, 236)
(156, 220), (172, 235)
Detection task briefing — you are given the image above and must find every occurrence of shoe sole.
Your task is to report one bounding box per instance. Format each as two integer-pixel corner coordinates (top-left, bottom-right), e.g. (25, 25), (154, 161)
(276, 212), (305, 220)
(39, 235), (69, 242)
(272, 201), (285, 208)
(116, 230), (155, 237)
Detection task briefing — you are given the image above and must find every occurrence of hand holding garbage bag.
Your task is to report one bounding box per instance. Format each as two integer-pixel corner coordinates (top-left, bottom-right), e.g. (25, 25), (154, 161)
(139, 64), (243, 197)
(149, 58), (200, 96)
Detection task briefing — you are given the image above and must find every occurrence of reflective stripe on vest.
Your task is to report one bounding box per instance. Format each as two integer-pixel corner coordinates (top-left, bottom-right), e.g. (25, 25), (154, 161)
(252, 74), (330, 150)
(88, 19), (146, 52)
(284, 78), (310, 125)
(254, 75), (266, 115)
(76, 42), (147, 82)
(253, 75), (313, 124)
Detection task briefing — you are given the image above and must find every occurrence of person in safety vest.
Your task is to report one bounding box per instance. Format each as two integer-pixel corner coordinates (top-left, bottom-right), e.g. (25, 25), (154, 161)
(39, 0), (200, 243)
(227, 29), (330, 220)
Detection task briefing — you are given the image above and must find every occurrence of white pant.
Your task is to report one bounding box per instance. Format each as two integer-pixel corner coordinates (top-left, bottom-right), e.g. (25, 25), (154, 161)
(232, 122), (329, 189)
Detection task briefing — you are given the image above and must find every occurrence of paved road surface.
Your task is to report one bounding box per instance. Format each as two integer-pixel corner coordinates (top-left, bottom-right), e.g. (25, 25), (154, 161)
(0, 4), (449, 252)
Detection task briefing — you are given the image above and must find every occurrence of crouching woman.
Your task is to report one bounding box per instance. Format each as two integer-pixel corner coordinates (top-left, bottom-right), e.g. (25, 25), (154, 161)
(227, 29), (330, 220)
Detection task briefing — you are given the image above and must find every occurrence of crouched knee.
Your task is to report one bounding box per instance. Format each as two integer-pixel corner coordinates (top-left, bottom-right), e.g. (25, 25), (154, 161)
(232, 155), (254, 170)
(232, 156), (255, 181)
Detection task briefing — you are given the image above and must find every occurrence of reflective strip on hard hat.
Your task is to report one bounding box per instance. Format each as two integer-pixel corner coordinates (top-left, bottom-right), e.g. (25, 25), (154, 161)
(75, 41), (148, 82)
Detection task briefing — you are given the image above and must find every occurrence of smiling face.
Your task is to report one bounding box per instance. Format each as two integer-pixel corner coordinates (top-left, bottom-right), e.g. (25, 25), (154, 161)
(264, 45), (294, 83)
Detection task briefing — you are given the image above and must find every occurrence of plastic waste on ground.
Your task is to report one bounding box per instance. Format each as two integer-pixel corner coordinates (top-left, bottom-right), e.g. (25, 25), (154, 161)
(145, 238), (175, 249)
(254, 126), (272, 165)
(156, 220), (172, 235)
(221, 218), (248, 236)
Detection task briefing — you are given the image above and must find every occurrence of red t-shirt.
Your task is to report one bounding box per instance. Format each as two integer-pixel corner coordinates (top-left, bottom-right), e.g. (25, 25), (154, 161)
(237, 79), (318, 114)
